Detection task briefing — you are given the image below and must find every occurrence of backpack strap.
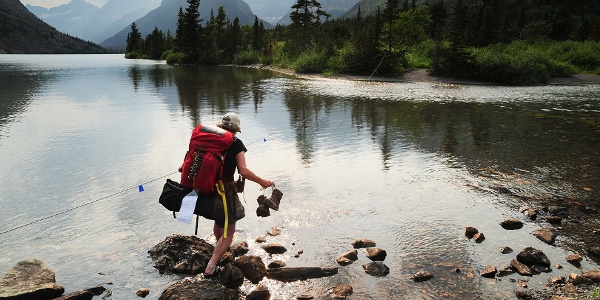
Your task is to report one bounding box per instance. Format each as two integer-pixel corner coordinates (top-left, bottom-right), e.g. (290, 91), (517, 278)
(215, 180), (229, 239)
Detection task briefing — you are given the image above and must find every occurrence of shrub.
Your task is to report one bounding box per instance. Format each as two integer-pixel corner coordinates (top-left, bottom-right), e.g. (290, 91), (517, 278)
(325, 42), (354, 74)
(165, 51), (187, 65)
(232, 50), (261, 65)
(473, 48), (550, 84)
(125, 51), (142, 59)
(406, 40), (436, 69)
(293, 50), (328, 74)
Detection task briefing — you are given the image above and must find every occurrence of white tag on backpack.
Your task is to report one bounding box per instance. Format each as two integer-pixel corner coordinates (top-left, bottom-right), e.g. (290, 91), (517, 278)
(177, 193), (197, 223)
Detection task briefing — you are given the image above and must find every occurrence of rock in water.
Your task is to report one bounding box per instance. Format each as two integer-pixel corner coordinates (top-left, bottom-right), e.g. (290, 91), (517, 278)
(0, 259), (65, 300)
(158, 279), (239, 300)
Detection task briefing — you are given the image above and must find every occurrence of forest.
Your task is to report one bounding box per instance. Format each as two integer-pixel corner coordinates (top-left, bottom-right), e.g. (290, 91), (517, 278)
(125, 0), (600, 84)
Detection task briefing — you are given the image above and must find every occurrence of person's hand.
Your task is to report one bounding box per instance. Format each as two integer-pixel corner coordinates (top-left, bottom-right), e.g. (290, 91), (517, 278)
(260, 179), (274, 189)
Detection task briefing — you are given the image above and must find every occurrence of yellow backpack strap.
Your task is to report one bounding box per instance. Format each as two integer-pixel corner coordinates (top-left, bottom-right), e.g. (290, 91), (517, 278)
(215, 181), (228, 239)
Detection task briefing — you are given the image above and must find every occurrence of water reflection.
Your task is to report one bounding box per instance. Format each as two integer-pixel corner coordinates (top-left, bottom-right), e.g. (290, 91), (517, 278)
(3, 55), (597, 299)
(0, 65), (49, 136)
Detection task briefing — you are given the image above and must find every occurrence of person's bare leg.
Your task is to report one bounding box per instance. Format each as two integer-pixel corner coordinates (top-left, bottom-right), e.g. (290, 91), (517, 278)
(205, 222), (236, 275)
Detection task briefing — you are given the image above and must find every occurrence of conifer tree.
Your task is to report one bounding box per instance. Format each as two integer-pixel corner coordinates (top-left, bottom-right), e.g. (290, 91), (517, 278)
(383, 0), (400, 53)
(126, 22), (142, 54)
(174, 0), (201, 61)
(289, 0), (331, 52)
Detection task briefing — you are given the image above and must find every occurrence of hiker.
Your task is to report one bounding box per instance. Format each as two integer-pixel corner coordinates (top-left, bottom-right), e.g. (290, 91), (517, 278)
(199, 112), (274, 277)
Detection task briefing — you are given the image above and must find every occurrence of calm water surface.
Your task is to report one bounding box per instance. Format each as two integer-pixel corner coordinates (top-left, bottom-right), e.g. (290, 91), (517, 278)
(1, 54), (599, 299)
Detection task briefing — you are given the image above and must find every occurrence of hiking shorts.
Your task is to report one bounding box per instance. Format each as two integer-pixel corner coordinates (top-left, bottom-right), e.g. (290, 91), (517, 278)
(194, 182), (245, 228)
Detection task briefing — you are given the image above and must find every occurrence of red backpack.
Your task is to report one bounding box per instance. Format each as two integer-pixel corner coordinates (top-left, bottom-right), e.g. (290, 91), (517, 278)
(180, 124), (234, 194)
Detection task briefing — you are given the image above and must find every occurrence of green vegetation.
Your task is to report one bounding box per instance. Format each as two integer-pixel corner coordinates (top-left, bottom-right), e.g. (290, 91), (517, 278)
(590, 286), (600, 300)
(125, 0), (600, 84)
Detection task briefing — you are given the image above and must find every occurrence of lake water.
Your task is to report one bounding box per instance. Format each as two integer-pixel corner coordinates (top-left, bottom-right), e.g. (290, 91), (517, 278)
(0, 54), (599, 299)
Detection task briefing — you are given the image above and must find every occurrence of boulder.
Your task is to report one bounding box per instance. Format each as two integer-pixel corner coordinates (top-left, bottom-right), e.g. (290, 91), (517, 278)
(515, 289), (533, 299)
(219, 263), (245, 289)
(545, 206), (568, 216)
(0, 259), (64, 300)
(246, 285), (270, 300)
(52, 291), (93, 300)
(267, 260), (286, 269)
(519, 205), (537, 220)
(568, 273), (593, 285)
(411, 270), (434, 282)
(233, 255), (266, 284)
(473, 232), (485, 243)
(365, 248), (387, 261)
(362, 262), (389, 277)
(136, 288), (150, 298)
(330, 284), (353, 299)
(546, 216), (562, 225)
(267, 227), (281, 236)
(148, 235), (213, 275)
(510, 259), (534, 276)
(336, 250), (358, 266)
(497, 266), (514, 277)
(562, 283), (577, 293)
(532, 227), (557, 245)
(351, 238), (376, 248)
(588, 247), (600, 258)
(548, 276), (566, 284)
(582, 270), (600, 283)
(480, 266), (497, 278)
(516, 247), (551, 267)
(262, 243), (287, 255)
(266, 267), (338, 282)
(230, 242), (249, 257)
(158, 279), (238, 300)
(500, 218), (524, 230)
(566, 254), (583, 264)
(465, 227), (478, 239)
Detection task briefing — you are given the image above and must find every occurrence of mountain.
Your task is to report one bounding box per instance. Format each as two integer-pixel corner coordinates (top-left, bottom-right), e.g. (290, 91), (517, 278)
(0, 0), (105, 53)
(101, 0), (271, 51)
(25, 0), (99, 38)
(341, 0), (442, 19)
(25, 0), (160, 43)
(277, 0), (360, 25)
(83, 0), (160, 43)
(341, 0), (385, 18)
(242, 0), (295, 25)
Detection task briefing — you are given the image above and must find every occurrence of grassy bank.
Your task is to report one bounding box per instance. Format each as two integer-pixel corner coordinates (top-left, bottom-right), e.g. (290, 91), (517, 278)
(229, 40), (600, 85)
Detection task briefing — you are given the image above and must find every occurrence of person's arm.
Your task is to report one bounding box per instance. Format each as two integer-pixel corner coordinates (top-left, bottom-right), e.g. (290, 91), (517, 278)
(235, 151), (273, 189)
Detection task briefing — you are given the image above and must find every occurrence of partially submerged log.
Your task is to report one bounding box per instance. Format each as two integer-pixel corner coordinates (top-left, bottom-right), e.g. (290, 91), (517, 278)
(266, 267), (338, 282)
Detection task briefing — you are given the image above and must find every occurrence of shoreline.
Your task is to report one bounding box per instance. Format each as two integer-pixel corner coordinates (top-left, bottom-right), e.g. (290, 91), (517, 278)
(241, 64), (600, 85)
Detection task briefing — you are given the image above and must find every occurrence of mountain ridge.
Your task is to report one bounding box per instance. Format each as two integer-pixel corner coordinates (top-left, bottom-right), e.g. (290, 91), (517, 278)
(101, 0), (271, 51)
(0, 0), (105, 54)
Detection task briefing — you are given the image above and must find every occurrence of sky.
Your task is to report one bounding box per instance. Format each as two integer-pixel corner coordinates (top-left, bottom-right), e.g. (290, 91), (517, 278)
(20, 0), (108, 8)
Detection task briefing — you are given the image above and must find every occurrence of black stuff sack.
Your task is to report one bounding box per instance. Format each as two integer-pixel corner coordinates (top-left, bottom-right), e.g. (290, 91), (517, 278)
(159, 179), (193, 212)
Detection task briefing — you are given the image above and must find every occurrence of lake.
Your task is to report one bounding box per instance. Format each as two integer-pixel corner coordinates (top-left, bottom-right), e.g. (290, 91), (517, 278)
(0, 54), (599, 299)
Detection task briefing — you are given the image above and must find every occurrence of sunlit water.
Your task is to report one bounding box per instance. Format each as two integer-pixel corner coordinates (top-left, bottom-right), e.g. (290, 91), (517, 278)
(1, 54), (599, 299)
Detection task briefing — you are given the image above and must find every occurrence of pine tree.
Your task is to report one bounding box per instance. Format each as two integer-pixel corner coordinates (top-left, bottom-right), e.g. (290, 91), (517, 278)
(289, 0), (331, 52)
(383, 0), (400, 53)
(174, 0), (202, 61)
(126, 22), (142, 55)
(252, 16), (263, 51)
(441, 0), (472, 77)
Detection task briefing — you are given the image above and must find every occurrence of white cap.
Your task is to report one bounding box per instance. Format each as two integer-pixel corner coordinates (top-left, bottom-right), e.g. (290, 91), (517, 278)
(221, 112), (241, 133)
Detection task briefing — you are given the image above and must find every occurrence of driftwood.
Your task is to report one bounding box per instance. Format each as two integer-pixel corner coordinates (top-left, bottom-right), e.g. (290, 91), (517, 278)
(266, 267), (338, 282)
